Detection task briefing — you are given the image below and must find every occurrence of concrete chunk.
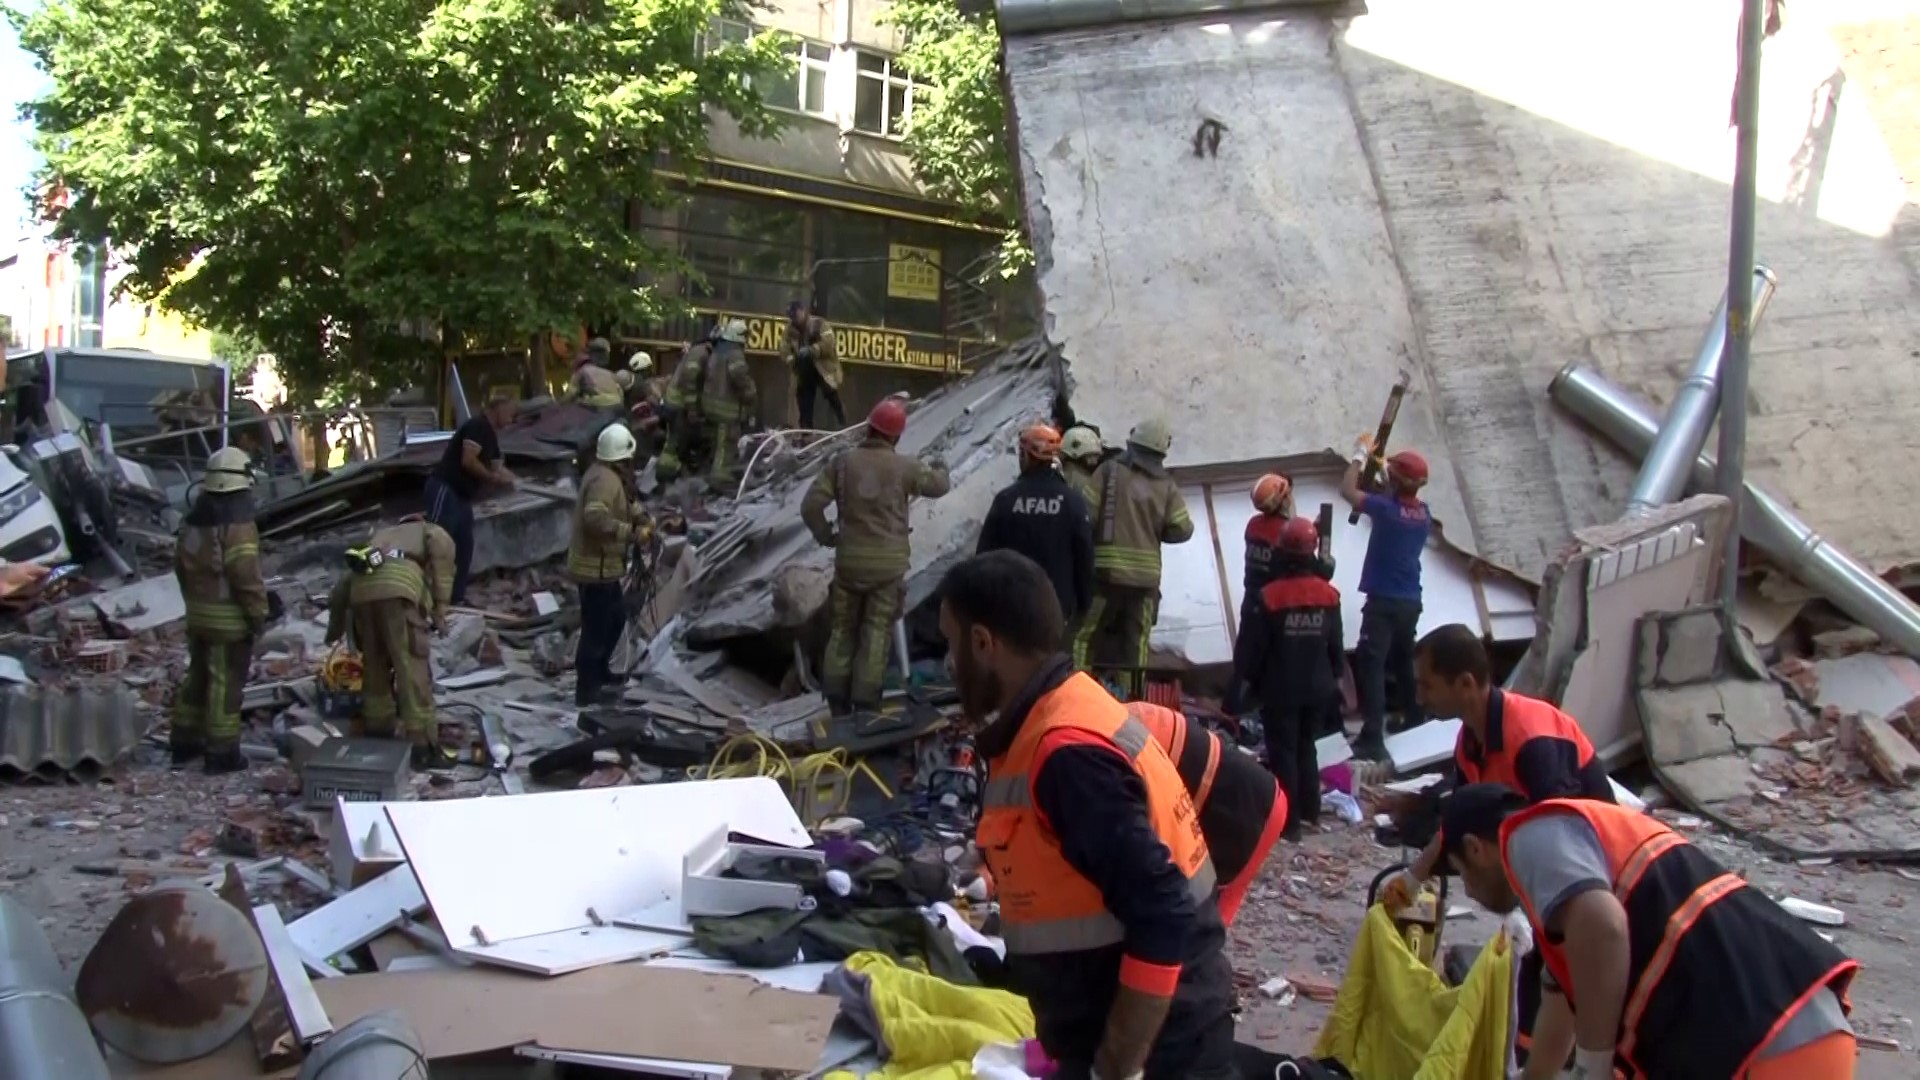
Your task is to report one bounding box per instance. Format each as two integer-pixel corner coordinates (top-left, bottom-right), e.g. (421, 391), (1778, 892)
(1661, 756), (1758, 805)
(1640, 684), (1738, 765)
(1655, 608), (1722, 687)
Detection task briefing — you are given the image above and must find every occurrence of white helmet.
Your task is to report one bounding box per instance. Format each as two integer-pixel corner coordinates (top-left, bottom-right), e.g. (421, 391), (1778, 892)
(628, 350), (654, 374)
(1060, 425), (1103, 464)
(203, 446), (255, 494)
(596, 424), (637, 463)
(718, 319), (748, 344)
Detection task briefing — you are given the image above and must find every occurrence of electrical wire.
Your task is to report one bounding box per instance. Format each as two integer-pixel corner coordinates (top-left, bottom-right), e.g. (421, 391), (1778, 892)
(693, 733), (860, 822)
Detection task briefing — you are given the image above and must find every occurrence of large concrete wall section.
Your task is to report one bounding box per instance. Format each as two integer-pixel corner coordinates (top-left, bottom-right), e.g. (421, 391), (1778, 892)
(1003, 18), (1479, 555)
(1006, 0), (1920, 579)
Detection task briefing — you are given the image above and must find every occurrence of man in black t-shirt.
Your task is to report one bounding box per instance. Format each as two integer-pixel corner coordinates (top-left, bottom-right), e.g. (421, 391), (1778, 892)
(425, 393), (518, 603)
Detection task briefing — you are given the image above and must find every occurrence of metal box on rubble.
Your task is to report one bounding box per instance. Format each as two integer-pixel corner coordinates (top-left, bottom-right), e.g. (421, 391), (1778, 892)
(301, 737), (410, 809)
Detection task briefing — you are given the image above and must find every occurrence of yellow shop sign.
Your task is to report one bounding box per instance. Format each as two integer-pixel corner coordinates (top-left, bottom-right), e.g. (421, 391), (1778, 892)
(708, 312), (964, 374)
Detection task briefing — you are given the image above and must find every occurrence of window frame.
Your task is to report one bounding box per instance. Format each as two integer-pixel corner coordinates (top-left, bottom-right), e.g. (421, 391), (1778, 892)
(852, 50), (916, 138)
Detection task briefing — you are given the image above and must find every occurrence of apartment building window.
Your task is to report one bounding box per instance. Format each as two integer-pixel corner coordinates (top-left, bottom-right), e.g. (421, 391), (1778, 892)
(772, 40), (832, 118)
(702, 16), (753, 51)
(853, 52), (914, 137)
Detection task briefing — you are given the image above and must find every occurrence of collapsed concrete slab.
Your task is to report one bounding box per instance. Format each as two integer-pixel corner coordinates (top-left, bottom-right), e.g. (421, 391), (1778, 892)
(1635, 607), (1920, 861)
(679, 339), (1059, 648)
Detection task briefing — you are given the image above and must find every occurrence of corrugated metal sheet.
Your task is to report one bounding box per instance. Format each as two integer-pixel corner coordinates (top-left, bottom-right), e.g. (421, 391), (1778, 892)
(1153, 463), (1536, 666)
(0, 686), (147, 783)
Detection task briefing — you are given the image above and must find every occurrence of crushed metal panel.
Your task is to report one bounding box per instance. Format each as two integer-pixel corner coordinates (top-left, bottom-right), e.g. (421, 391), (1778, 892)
(0, 685), (146, 783)
(1005, 18), (1480, 559)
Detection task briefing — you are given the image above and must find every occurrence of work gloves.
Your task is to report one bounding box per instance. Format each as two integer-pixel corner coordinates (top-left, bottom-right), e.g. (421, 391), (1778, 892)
(1349, 432), (1378, 467)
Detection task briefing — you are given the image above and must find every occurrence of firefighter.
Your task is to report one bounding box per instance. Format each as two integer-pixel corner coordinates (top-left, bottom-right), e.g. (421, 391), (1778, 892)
(1341, 437), (1432, 759)
(173, 447), (269, 774)
(941, 550), (1236, 1079)
(801, 398), (950, 716)
(1240, 473), (1294, 628)
(1125, 701), (1285, 928)
(326, 515), (457, 768)
(656, 334), (712, 484)
(698, 319), (760, 487)
(785, 299), (844, 430)
(975, 424), (1094, 624)
(1059, 424), (1105, 509)
(566, 337), (624, 408)
(1071, 417), (1193, 699)
(1378, 623), (1616, 1067)
(1440, 784), (1858, 1080)
(569, 425), (651, 707)
(1230, 516), (1342, 840)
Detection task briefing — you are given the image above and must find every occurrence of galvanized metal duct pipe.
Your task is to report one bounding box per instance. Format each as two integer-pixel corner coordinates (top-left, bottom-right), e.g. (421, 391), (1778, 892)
(997, 0), (1341, 37)
(1550, 363), (1920, 658)
(1625, 266), (1777, 515)
(0, 894), (112, 1080)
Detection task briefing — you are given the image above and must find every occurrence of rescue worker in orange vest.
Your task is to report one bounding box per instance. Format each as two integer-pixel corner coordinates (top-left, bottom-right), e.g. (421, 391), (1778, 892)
(1230, 516), (1344, 841)
(1440, 784), (1859, 1080)
(941, 550), (1235, 1080)
(1378, 623), (1616, 1066)
(1124, 701), (1284, 928)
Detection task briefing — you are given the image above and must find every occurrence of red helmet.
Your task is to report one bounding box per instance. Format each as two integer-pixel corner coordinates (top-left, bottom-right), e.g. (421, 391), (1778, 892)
(1019, 424), (1062, 463)
(1387, 450), (1429, 485)
(1278, 516), (1319, 556)
(1250, 473), (1291, 514)
(868, 398), (908, 440)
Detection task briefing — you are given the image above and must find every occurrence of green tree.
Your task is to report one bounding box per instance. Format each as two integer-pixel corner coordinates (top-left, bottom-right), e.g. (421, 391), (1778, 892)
(887, 0), (1026, 268)
(15, 0), (790, 405)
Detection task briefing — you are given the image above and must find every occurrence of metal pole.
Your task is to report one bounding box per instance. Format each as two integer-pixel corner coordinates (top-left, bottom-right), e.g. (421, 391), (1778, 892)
(1717, 0), (1765, 631)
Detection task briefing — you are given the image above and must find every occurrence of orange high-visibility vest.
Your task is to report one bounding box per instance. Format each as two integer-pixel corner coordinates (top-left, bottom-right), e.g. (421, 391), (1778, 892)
(978, 673), (1214, 955)
(1126, 701), (1223, 811)
(1457, 690), (1604, 795)
(1501, 800), (1858, 1079)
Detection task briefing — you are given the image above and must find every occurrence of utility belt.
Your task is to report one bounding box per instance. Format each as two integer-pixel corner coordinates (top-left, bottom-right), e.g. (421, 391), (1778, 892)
(345, 546), (414, 575)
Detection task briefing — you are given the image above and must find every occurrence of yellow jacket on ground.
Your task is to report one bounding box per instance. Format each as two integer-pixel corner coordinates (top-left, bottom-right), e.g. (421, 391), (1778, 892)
(824, 952), (1034, 1080)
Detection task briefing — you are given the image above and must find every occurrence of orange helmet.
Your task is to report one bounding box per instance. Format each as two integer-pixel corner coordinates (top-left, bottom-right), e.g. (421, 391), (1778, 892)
(1019, 424), (1062, 463)
(868, 399), (908, 440)
(1251, 473), (1292, 514)
(1278, 516), (1320, 555)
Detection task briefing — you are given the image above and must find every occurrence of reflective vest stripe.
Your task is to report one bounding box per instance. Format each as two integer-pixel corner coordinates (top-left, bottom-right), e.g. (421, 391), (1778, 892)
(998, 858), (1219, 954)
(1193, 742), (1222, 810)
(1617, 872), (1747, 1066)
(984, 715), (1159, 812)
(1613, 832), (1687, 901)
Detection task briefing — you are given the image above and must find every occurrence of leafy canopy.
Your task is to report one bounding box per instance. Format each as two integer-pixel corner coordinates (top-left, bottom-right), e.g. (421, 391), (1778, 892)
(14, 0), (790, 401)
(886, 0), (1026, 268)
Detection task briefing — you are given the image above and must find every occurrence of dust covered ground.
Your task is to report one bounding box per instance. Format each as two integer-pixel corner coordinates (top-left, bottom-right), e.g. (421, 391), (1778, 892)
(4, 758), (1919, 1077)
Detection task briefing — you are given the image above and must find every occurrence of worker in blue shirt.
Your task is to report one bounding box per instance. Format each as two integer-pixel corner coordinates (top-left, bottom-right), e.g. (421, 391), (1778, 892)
(1340, 437), (1432, 760)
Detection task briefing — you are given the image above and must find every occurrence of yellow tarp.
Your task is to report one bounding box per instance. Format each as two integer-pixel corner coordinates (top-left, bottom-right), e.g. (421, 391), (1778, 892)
(825, 951), (1036, 1080)
(1312, 905), (1515, 1080)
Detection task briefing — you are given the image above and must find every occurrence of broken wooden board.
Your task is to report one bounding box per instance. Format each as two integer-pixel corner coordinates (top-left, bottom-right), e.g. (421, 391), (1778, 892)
(285, 866), (427, 964)
(310, 963), (837, 1070)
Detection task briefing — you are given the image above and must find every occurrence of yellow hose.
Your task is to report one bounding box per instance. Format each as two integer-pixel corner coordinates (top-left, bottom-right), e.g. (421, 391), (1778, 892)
(695, 733), (858, 822)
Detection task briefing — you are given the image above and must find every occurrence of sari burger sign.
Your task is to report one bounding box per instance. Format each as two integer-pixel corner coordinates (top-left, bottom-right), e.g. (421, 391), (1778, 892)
(721, 313), (964, 374)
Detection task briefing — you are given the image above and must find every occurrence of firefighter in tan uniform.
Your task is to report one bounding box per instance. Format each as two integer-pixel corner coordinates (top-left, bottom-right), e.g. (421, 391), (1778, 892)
(173, 447), (270, 773)
(569, 425), (652, 707)
(567, 337), (624, 408)
(656, 334), (712, 483)
(697, 319), (760, 487)
(1071, 417), (1194, 698)
(326, 516), (458, 768)
(785, 300), (844, 430)
(1059, 425), (1106, 510)
(801, 399), (950, 715)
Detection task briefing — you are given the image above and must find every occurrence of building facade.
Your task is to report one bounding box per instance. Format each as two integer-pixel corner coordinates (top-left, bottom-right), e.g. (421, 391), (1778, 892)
(0, 228), (213, 359)
(621, 0), (1024, 426)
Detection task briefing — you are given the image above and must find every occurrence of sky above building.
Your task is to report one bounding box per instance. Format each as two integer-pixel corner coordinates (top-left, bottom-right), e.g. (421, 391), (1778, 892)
(1, 15), (44, 233)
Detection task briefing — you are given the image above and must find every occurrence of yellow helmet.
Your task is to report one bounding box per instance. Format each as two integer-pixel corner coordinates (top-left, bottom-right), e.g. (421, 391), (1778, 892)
(203, 446), (255, 494)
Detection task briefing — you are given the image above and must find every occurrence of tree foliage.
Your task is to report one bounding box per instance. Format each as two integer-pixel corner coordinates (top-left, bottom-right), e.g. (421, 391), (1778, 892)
(886, 0), (1026, 267)
(14, 0), (790, 402)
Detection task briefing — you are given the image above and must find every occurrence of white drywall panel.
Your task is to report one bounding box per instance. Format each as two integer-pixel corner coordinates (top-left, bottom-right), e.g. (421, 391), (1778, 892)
(382, 779), (807, 954)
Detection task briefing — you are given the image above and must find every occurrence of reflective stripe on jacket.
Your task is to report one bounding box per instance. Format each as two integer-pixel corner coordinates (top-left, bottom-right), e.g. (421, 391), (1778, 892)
(570, 364), (623, 407)
(1091, 452), (1193, 588)
(348, 521), (455, 616)
(1125, 701), (1282, 888)
(698, 342), (757, 423)
(666, 346), (708, 409)
(1501, 799), (1859, 1079)
(800, 438), (951, 586)
(979, 674), (1214, 955)
(1456, 689), (1613, 802)
(176, 520), (268, 638)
